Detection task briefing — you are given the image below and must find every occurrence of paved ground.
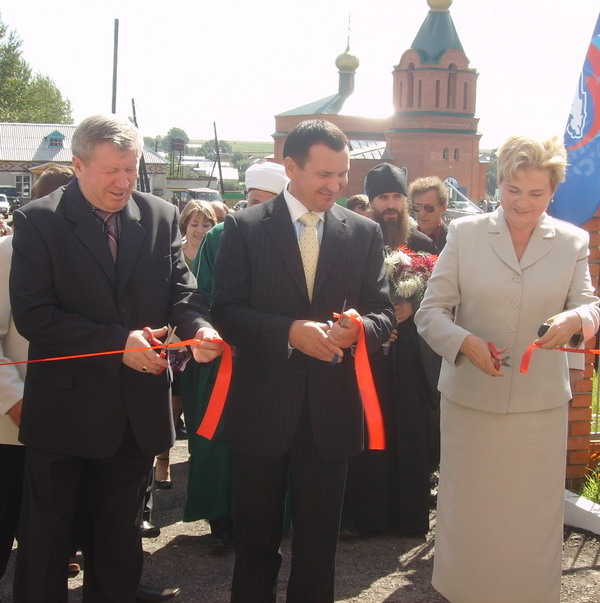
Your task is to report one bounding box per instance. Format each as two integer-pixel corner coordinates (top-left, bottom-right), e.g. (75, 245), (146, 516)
(2, 437), (600, 602)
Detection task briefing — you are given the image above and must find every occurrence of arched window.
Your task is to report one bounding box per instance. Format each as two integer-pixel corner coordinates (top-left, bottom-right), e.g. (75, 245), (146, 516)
(454, 148), (460, 161)
(398, 81), (403, 108)
(447, 63), (457, 109)
(435, 80), (440, 108)
(418, 80), (422, 108)
(463, 82), (469, 110)
(443, 148), (449, 160)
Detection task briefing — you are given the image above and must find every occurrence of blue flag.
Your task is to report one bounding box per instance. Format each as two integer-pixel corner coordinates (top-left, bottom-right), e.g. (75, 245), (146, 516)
(549, 13), (600, 226)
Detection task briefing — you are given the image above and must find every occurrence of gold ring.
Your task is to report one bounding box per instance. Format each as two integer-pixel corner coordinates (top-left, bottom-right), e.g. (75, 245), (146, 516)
(141, 366), (148, 372)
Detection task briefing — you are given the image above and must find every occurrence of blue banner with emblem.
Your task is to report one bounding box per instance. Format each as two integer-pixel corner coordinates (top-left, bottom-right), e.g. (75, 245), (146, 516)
(549, 13), (600, 226)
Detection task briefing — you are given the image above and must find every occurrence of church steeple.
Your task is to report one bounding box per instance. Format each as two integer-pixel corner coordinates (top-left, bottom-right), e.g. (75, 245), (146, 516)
(410, 0), (464, 64)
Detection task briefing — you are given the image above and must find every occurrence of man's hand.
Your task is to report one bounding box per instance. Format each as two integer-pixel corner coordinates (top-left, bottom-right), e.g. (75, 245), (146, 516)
(190, 327), (224, 363)
(534, 311), (583, 349)
(327, 308), (361, 349)
(289, 320), (344, 363)
(7, 399), (22, 427)
(394, 300), (413, 324)
(122, 327), (169, 374)
(459, 334), (504, 377)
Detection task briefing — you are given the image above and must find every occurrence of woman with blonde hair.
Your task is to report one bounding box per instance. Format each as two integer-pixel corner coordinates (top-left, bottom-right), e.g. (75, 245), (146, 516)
(415, 135), (600, 602)
(179, 200), (217, 272)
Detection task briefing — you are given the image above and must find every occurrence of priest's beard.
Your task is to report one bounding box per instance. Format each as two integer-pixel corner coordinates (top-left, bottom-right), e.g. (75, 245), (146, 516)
(372, 205), (411, 249)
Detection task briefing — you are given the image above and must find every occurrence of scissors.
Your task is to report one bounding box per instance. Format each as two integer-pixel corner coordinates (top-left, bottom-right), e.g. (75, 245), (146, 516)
(488, 341), (511, 371)
(328, 299), (347, 365)
(143, 326), (178, 378)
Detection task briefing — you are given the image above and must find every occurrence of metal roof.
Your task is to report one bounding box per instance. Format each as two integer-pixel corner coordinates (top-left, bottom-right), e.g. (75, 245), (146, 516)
(410, 10), (464, 64)
(0, 122), (167, 164)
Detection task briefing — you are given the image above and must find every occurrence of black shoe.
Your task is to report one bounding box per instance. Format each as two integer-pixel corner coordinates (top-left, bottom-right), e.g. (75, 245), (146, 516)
(136, 584), (181, 602)
(140, 520), (161, 538)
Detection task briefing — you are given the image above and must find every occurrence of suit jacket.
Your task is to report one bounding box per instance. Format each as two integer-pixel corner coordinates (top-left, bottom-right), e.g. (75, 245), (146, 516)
(211, 194), (395, 460)
(415, 208), (600, 414)
(9, 180), (211, 458)
(0, 235), (27, 446)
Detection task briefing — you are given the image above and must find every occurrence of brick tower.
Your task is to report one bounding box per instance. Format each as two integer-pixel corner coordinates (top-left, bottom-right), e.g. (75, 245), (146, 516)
(387, 0), (487, 200)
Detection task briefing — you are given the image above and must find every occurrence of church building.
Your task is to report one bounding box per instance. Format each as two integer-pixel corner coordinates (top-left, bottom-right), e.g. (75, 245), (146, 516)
(273, 0), (487, 201)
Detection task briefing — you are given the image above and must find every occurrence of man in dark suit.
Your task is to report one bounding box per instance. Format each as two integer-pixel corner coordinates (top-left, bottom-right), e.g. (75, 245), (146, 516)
(408, 175), (449, 253)
(211, 120), (395, 602)
(9, 115), (222, 602)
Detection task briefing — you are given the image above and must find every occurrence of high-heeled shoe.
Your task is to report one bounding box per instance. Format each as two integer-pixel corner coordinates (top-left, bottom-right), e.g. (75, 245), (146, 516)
(154, 457), (172, 489)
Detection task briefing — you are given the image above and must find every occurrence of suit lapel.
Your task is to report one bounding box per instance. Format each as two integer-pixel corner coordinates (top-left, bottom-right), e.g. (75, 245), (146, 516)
(63, 181), (117, 288)
(519, 213), (554, 270)
(488, 209), (522, 275)
(312, 205), (347, 301)
(116, 197), (146, 295)
(263, 195), (309, 300)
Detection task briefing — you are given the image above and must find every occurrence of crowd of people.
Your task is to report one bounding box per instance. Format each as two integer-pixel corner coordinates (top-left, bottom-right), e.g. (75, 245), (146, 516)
(0, 115), (598, 603)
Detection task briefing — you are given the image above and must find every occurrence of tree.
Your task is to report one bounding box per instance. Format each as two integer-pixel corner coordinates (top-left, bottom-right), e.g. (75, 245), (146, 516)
(200, 139), (232, 161)
(0, 18), (72, 123)
(161, 128), (189, 153)
(485, 149), (498, 198)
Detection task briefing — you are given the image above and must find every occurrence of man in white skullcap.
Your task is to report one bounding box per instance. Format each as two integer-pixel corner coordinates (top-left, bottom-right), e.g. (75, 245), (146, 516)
(179, 161), (289, 549)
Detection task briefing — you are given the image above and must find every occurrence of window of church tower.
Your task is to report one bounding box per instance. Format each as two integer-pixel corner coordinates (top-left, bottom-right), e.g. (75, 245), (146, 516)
(407, 64), (415, 108)
(435, 80), (440, 108)
(463, 82), (469, 110)
(418, 80), (422, 108)
(443, 148), (449, 160)
(447, 64), (457, 109)
(454, 148), (460, 161)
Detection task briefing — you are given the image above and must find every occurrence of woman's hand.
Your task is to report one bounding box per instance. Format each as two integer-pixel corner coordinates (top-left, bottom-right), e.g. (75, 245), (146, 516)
(459, 334), (504, 377)
(534, 311), (583, 349)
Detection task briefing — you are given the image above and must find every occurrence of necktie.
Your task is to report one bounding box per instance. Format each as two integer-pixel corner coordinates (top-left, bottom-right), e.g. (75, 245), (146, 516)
(94, 209), (119, 262)
(298, 212), (320, 301)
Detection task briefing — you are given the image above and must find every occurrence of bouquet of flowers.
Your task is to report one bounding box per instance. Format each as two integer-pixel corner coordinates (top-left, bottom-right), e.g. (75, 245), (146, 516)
(383, 245), (437, 304)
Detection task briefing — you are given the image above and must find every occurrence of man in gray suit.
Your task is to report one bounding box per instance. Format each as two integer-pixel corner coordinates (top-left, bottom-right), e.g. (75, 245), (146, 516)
(211, 119), (395, 602)
(10, 115), (222, 602)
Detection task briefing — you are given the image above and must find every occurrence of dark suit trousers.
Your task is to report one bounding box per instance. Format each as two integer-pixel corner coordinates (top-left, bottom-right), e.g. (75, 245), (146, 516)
(230, 405), (348, 603)
(13, 426), (153, 603)
(0, 444), (25, 581)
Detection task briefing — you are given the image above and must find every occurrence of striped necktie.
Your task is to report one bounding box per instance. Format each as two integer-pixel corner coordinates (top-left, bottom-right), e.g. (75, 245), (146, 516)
(94, 209), (119, 262)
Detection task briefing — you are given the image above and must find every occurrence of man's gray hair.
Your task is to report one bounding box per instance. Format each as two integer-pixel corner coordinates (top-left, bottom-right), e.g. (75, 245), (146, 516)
(72, 114), (143, 163)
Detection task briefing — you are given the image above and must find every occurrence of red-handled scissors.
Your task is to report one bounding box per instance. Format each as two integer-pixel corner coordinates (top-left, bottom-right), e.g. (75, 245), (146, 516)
(488, 341), (511, 371)
(143, 326), (177, 377)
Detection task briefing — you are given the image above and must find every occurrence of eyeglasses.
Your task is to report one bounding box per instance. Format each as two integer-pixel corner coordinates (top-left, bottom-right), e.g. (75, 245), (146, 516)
(412, 204), (436, 213)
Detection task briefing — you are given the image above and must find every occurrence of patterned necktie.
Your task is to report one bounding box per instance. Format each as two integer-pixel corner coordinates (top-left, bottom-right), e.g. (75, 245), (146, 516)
(298, 212), (320, 301)
(94, 209), (119, 262)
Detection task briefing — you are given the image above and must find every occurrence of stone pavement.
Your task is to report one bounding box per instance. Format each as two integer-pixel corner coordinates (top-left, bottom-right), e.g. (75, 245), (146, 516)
(1, 436), (600, 602)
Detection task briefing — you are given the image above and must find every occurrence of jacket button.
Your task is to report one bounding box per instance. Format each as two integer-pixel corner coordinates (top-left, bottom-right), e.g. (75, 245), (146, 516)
(512, 276), (522, 283)
(120, 306), (128, 313)
(511, 300), (519, 308)
(507, 325), (516, 333)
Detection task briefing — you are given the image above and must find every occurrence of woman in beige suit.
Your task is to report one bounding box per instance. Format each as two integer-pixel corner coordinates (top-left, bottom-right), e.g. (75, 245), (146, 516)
(415, 135), (600, 603)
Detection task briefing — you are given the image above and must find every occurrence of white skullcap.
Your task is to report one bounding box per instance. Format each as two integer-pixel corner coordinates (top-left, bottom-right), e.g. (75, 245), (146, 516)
(244, 162), (289, 195)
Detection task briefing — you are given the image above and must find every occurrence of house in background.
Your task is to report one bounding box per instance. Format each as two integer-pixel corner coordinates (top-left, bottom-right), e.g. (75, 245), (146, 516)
(0, 123), (168, 201)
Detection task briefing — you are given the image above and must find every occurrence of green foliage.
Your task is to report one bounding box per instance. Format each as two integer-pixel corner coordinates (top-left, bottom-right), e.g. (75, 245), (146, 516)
(200, 139), (232, 161)
(0, 18), (72, 123)
(485, 149), (498, 198)
(580, 456), (600, 504)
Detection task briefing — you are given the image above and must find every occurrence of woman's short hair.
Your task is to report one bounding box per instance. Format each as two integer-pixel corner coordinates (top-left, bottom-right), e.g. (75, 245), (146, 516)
(179, 200), (217, 235)
(72, 115), (143, 163)
(408, 176), (448, 207)
(31, 165), (75, 200)
(497, 135), (567, 193)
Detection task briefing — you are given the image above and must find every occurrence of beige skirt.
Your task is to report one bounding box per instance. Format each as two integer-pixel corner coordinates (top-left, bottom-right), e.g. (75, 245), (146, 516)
(432, 397), (568, 603)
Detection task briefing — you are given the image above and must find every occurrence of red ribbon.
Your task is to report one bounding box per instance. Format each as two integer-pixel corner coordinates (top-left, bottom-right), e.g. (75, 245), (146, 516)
(334, 312), (386, 450)
(520, 343), (600, 374)
(196, 343), (233, 439)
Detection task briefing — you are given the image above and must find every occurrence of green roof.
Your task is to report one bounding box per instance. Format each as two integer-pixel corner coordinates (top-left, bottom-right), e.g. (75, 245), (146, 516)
(410, 10), (464, 64)
(277, 94), (347, 116)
